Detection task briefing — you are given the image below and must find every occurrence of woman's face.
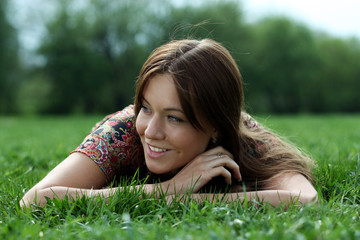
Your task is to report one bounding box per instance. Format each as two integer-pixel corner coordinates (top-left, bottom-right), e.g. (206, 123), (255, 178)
(136, 74), (213, 174)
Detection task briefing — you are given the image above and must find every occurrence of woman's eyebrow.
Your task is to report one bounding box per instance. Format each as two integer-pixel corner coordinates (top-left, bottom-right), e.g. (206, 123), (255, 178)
(143, 98), (150, 105)
(143, 98), (184, 113)
(163, 107), (184, 113)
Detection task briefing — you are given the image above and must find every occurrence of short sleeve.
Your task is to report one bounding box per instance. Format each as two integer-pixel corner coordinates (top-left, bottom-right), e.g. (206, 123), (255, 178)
(71, 105), (144, 182)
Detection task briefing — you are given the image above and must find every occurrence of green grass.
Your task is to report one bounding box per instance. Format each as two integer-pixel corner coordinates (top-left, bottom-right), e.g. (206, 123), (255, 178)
(1, 114), (359, 239)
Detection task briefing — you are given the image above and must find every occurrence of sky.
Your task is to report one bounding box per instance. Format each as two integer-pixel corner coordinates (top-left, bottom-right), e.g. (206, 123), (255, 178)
(243, 0), (360, 39)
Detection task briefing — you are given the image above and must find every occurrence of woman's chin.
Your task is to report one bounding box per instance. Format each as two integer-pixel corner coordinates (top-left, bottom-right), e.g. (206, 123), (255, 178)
(146, 163), (168, 175)
(146, 163), (180, 176)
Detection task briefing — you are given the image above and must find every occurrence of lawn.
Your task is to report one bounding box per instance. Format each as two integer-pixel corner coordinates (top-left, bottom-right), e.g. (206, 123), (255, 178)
(0, 114), (359, 239)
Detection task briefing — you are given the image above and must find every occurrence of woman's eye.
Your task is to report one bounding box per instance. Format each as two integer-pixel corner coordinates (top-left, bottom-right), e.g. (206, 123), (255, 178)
(168, 115), (184, 123)
(141, 105), (151, 114)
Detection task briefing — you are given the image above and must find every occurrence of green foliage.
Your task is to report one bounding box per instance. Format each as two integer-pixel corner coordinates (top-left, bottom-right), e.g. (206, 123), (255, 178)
(1, 0), (360, 114)
(0, 0), (19, 114)
(1, 115), (360, 239)
(37, 0), (168, 114)
(243, 17), (320, 113)
(314, 37), (360, 112)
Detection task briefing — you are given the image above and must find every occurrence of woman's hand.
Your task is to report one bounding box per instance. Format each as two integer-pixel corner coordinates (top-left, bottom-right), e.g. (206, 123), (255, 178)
(162, 146), (242, 194)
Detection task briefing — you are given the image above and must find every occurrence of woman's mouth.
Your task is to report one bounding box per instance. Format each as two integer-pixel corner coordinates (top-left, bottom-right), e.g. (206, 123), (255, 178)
(149, 145), (167, 152)
(146, 143), (169, 158)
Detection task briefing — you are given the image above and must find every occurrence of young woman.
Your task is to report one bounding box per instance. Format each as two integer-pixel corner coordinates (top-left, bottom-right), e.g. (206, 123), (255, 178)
(20, 39), (317, 208)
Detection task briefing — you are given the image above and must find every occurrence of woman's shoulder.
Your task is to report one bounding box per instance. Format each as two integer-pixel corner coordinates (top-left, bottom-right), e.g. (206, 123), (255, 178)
(73, 104), (143, 181)
(91, 105), (135, 132)
(89, 104), (139, 147)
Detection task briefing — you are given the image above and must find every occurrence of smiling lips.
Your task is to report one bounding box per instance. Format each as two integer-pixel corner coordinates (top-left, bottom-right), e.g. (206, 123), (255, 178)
(149, 145), (167, 153)
(146, 143), (169, 159)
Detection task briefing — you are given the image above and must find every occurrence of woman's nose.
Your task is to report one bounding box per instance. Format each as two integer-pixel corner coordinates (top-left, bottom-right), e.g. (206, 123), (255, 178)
(144, 115), (165, 140)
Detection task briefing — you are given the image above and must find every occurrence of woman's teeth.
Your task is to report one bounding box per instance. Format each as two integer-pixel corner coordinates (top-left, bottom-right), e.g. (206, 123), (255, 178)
(149, 145), (167, 152)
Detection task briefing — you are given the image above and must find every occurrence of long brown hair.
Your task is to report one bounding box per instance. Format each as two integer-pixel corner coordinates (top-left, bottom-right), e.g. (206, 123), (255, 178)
(134, 39), (313, 190)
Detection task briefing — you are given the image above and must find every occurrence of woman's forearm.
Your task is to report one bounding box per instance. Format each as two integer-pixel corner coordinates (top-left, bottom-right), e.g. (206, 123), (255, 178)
(20, 183), (160, 208)
(20, 186), (112, 208)
(20, 184), (317, 208)
(167, 190), (318, 207)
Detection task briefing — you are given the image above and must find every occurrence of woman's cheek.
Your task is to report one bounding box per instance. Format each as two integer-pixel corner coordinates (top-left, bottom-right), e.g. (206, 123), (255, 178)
(135, 113), (146, 136)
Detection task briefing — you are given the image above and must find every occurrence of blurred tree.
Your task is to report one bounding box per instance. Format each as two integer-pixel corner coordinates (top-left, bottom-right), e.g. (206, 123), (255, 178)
(28, 0), (360, 114)
(164, 1), (249, 40)
(315, 37), (360, 112)
(244, 17), (320, 113)
(38, 0), (169, 114)
(0, 0), (19, 114)
(160, 0), (253, 67)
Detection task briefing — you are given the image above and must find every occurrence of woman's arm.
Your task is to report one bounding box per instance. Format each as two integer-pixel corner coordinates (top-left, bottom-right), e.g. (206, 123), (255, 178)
(166, 172), (318, 206)
(266, 171), (318, 203)
(22, 183), (162, 208)
(20, 146), (240, 208)
(20, 153), (110, 208)
(21, 149), (316, 208)
(20, 153), (173, 208)
(256, 171), (318, 206)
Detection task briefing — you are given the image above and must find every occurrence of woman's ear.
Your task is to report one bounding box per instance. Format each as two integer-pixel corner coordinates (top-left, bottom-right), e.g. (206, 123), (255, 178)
(211, 130), (218, 144)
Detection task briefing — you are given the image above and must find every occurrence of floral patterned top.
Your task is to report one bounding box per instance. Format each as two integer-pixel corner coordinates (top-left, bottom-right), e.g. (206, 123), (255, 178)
(72, 105), (260, 182)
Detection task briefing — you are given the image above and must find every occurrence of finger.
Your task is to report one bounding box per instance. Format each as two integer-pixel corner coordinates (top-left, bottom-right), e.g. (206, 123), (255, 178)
(204, 146), (234, 160)
(209, 167), (232, 185)
(208, 157), (242, 181)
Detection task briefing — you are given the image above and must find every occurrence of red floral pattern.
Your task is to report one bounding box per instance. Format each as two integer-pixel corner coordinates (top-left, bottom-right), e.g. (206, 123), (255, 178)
(72, 105), (144, 182)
